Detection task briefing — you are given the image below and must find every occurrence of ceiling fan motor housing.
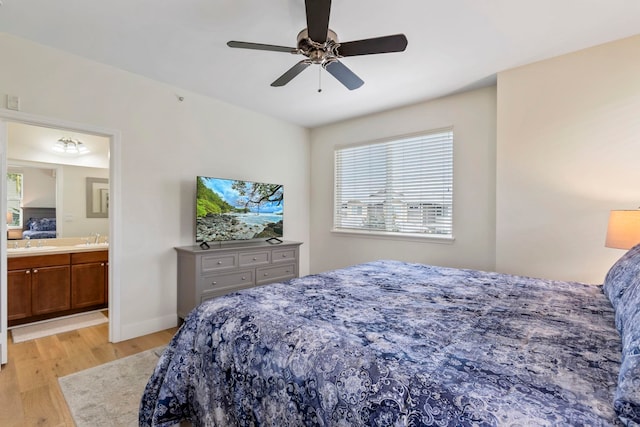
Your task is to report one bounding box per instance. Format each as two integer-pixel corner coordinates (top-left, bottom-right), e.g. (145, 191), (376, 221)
(297, 28), (339, 64)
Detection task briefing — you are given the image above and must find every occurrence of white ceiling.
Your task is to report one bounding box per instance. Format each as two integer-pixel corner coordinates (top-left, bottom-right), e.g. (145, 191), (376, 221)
(1, 0), (640, 128)
(8, 122), (110, 169)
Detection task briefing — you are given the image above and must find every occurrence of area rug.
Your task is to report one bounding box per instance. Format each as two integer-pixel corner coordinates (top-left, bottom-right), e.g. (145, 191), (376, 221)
(11, 311), (108, 343)
(59, 346), (164, 427)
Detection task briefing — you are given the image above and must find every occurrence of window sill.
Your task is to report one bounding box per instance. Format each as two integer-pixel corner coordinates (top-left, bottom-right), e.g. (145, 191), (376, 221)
(331, 228), (455, 244)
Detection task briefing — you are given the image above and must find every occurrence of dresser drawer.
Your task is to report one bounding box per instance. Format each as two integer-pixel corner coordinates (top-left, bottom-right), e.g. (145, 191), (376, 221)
(201, 253), (237, 273)
(199, 270), (254, 290)
(256, 264), (296, 285)
(200, 280), (257, 303)
(239, 251), (270, 267)
(272, 248), (297, 263)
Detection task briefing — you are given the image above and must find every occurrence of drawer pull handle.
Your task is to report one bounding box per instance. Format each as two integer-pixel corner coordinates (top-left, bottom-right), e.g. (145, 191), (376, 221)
(282, 254), (287, 258)
(33, 269), (38, 273)
(26, 270), (31, 274)
(252, 257), (257, 261)
(242, 276), (246, 280)
(264, 273), (268, 276)
(217, 261), (222, 265)
(212, 281), (217, 285)
(101, 263), (105, 266)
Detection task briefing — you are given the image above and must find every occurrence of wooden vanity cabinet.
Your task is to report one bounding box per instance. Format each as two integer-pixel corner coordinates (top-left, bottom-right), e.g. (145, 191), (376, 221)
(71, 251), (108, 309)
(7, 253), (71, 324)
(7, 250), (108, 327)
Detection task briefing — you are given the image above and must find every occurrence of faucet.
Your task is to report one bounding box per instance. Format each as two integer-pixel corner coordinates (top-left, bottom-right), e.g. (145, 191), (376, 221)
(25, 236), (31, 248)
(94, 233), (101, 244)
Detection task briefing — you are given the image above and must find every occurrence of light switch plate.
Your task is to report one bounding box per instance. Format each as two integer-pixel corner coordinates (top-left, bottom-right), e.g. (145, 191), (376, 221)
(7, 95), (20, 111)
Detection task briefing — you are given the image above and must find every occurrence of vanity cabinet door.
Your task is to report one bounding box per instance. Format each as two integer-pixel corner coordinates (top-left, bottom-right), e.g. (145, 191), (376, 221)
(71, 262), (107, 309)
(31, 265), (71, 315)
(8, 269), (32, 321)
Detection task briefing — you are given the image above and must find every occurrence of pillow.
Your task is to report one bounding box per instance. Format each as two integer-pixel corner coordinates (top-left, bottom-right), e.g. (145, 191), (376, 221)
(25, 217), (37, 230)
(37, 218), (56, 231)
(603, 243), (640, 314)
(614, 307), (640, 426)
(28, 217), (56, 232)
(603, 243), (640, 425)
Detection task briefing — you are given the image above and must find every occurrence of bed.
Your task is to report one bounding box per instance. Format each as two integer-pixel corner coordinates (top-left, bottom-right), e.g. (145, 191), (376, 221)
(22, 217), (57, 239)
(22, 207), (57, 239)
(140, 245), (640, 426)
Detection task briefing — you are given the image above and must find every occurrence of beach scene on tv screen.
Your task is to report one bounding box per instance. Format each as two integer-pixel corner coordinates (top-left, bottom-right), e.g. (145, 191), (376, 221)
(196, 176), (283, 241)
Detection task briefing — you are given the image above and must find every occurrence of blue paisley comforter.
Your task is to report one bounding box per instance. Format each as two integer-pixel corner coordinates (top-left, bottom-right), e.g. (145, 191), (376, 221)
(140, 260), (626, 426)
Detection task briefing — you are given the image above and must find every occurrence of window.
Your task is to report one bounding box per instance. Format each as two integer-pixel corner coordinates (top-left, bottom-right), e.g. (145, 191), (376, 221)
(334, 128), (453, 239)
(7, 172), (24, 228)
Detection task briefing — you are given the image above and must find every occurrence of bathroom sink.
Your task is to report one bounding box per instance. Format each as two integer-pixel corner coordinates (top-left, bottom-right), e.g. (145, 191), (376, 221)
(7, 246), (57, 252)
(74, 243), (109, 248)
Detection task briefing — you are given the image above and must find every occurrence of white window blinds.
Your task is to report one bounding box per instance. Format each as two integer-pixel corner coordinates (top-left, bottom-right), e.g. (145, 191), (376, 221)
(334, 128), (453, 238)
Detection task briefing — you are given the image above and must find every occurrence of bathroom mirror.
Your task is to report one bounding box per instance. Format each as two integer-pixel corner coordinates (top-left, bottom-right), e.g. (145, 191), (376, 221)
(7, 121), (110, 239)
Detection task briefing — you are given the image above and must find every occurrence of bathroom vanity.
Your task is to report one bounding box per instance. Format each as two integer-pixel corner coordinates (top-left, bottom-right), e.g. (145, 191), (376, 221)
(6, 241), (109, 327)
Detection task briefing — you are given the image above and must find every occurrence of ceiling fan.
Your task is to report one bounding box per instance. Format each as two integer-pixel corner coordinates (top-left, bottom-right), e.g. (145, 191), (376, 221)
(227, 0), (408, 90)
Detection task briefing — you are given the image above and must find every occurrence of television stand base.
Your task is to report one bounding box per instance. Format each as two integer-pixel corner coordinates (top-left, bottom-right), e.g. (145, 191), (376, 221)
(266, 237), (283, 244)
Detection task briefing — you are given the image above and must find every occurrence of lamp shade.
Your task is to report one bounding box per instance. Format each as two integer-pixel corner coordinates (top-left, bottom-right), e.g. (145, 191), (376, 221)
(605, 210), (640, 249)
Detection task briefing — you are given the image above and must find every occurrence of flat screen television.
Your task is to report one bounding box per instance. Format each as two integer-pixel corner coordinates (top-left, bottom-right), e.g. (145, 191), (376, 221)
(196, 176), (284, 243)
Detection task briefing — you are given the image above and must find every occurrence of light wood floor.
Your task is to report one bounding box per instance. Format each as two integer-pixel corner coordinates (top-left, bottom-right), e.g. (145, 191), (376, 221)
(0, 319), (178, 426)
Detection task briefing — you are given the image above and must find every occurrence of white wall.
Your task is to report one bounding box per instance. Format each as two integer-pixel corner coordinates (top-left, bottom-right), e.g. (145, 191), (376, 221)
(60, 165), (109, 237)
(310, 86), (496, 274)
(496, 34), (640, 284)
(0, 33), (310, 340)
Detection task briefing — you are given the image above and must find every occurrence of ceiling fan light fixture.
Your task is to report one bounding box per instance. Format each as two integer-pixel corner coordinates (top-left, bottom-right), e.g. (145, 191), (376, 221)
(54, 137), (89, 155)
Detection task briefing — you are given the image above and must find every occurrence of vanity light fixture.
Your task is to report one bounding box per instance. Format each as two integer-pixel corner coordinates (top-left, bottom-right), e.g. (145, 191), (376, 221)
(53, 137), (89, 155)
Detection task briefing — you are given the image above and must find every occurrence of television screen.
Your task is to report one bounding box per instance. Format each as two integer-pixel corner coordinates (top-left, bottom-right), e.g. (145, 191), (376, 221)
(196, 176), (284, 242)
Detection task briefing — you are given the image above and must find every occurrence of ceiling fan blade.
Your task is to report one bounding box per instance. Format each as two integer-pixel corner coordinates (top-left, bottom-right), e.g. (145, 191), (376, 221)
(337, 34), (408, 57)
(305, 0), (331, 43)
(271, 60), (312, 87)
(324, 60), (364, 90)
(227, 41), (297, 53)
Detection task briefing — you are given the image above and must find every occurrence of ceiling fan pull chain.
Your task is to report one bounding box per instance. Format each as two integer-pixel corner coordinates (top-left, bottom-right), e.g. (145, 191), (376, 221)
(318, 66), (322, 93)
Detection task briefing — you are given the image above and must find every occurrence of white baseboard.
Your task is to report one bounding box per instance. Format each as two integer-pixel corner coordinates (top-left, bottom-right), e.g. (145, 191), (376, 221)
(116, 313), (178, 342)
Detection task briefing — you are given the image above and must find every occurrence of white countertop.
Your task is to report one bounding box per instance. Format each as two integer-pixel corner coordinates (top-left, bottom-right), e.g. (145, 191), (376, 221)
(6, 237), (109, 258)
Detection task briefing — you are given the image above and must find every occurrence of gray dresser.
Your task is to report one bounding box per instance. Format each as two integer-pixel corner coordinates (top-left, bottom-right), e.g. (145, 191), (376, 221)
(175, 240), (302, 320)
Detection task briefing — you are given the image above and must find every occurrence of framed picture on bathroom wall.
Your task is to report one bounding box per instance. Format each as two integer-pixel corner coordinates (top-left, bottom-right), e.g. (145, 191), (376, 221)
(86, 177), (109, 218)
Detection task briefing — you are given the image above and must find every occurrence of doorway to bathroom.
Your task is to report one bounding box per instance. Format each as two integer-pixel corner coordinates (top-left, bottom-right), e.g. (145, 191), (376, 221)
(0, 112), (121, 365)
